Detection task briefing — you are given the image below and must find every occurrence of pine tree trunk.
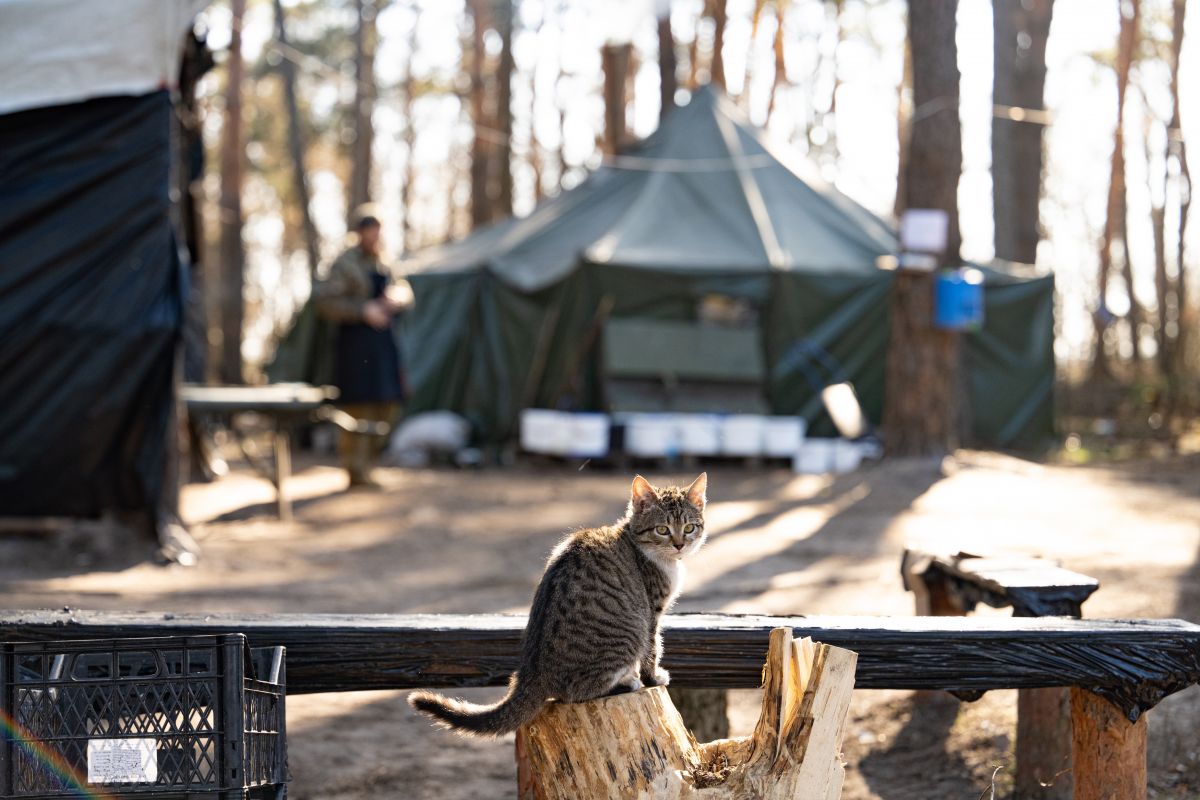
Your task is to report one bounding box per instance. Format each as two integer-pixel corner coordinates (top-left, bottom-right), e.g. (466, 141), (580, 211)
(468, 0), (492, 229)
(659, 14), (677, 123)
(765, 2), (788, 122)
(741, 0), (767, 104)
(710, 0), (728, 89)
(1152, 184), (1170, 375)
(529, 10), (546, 201)
(1168, 0), (1190, 377)
(1090, 0), (1139, 382)
(601, 43), (632, 154)
(687, 14), (701, 91)
(400, 15), (419, 252)
(882, 0), (962, 457)
(217, 0), (247, 385)
(349, 0), (376, 216)
(991, 0), (1054, 266)
(494, 0), (515, 218)
(273, 0), (321, 278)
(893, 34), (911, 220)
(1120, 188), (1143, 367)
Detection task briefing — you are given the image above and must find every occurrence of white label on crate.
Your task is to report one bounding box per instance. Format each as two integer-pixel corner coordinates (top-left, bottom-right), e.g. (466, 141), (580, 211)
(87, 738), (158, 784)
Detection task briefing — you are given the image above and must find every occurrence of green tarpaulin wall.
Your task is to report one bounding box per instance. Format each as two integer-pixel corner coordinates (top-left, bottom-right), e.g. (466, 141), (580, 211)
(273, 87), (1055, 450)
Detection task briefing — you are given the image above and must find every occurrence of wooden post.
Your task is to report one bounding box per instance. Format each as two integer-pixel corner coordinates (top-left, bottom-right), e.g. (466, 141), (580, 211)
(1016, 687), (1072, 799)
(516, 629), (857, 799)
(272, 425), (292, 521)
(1070, 688), (1146, 800)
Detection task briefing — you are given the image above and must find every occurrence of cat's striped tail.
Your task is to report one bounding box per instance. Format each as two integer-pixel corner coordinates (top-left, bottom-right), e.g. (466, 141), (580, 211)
(408, 674), (545, 738)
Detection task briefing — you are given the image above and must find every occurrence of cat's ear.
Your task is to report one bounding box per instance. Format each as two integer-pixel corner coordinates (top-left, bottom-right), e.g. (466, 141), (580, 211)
(630, 475), (659, 511)
(685, 472), (707, 509)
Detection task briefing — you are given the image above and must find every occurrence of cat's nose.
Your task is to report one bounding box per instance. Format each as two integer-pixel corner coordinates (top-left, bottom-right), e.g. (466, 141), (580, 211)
(673, 542), (685, 550)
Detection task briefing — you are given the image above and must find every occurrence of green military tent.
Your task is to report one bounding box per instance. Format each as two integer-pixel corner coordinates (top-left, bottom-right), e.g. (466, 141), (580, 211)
(392, 86), (1054, 448)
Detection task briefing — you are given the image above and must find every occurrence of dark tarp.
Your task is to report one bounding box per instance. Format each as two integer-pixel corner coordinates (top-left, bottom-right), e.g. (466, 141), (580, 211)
(0, 91), (182, 517)
(272, 86), (1055, 449)
(966, 270), (1056, 448)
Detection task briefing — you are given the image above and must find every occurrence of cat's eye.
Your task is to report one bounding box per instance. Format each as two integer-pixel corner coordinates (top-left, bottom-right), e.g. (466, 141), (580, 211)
(655, 526), (669, 535)
(684, 524), (695, 533)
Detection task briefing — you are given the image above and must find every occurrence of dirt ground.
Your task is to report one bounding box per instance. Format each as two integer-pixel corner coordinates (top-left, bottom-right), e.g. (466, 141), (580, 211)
(3, 451), (1200, 799)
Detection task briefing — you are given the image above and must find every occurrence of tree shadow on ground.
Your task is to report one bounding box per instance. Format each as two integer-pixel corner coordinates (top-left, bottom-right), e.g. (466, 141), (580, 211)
(686, 458), (946, 613)
(856, 693), (1002, 800)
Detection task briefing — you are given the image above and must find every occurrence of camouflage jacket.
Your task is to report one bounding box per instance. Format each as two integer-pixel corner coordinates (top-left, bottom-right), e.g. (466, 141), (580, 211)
(314, 246), (384, 324)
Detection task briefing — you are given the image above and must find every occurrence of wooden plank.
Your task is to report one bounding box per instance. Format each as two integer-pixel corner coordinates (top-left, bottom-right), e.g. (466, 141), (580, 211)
(1071, 688), (1146, 800)
(1, 611), (1198, 719)
(180, 383), (334, 412)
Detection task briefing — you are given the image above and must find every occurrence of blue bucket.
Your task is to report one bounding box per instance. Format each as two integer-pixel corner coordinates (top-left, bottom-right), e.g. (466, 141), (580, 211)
(933, 268), (985, 331)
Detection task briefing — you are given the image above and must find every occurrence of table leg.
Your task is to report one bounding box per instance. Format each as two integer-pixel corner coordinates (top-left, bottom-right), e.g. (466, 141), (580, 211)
(273, 425), (292, 521)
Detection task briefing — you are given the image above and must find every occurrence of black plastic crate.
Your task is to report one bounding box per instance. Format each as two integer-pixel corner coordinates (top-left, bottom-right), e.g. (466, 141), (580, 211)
(0, 634), (287, 800)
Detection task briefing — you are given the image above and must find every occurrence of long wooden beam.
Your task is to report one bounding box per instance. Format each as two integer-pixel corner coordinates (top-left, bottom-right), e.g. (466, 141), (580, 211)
(3, 610), (1198, 720)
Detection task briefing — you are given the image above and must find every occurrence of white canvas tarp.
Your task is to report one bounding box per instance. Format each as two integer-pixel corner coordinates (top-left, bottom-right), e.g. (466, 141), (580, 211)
(0, 0), (208, 114)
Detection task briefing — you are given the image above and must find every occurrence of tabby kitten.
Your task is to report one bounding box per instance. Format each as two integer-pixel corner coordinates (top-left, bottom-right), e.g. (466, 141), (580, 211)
(409, 473), (708, 737)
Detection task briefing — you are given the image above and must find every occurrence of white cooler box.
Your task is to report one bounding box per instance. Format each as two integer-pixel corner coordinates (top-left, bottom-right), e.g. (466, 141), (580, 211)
(624, 414), (680, 458)
(521, 410), (610, 457)
(720, 415), (765, 457)
(677, 414), (722, 456)
(762, 416), (807, 458)
(521, 409), (570, 455)
(566, 413), (611, 458)
(792, 438), (863, 475)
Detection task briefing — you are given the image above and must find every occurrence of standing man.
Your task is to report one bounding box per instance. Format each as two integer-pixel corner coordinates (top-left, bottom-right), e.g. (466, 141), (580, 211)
(314, 204), (413, 488)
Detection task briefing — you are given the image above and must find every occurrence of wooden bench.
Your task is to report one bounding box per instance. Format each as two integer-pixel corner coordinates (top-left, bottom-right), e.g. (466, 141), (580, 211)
(902, 546), (1102, 799)
(4, 610), (1199, 800)
(901, 546), (1100, 619)
(182, 383), (389, 519)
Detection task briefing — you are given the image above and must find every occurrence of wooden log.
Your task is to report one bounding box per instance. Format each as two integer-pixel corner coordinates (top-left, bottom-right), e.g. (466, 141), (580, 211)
(516, 628), (857, 800)
(1017, 687), (1072, 799)
(2, 611), (1198, 721)
(1070, 688), (1146, 800)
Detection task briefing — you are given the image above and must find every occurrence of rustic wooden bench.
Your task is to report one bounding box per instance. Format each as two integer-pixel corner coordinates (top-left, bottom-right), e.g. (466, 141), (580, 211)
(181, 383), (388, 519)
(902, 546), (1102, 799)
(4, 610), (1198, 800)
(901, 546), (1100, 618)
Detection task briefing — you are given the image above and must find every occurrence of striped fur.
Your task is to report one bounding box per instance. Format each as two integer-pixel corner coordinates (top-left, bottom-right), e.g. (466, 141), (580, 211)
(408, 474), (708, 737)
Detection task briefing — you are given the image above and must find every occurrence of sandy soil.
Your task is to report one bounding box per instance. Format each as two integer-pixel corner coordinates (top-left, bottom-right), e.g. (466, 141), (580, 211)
(2, 451), (1199, 799)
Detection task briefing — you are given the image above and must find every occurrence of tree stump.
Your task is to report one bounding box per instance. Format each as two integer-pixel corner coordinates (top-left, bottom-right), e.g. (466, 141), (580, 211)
(516, 628), (858, 799)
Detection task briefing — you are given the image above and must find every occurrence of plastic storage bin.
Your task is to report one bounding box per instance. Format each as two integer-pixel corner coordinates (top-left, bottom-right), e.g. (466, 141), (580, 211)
(566, 414), (611, 458)
(1, 634), (287, 799)
(520, 409), (571, 455)
(792, 439), (863, 475)
(624, 414), (679, 458)
(720, 415), (766, 457)
(762, 417), (807, 458)
(676, 415), (722, 456)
